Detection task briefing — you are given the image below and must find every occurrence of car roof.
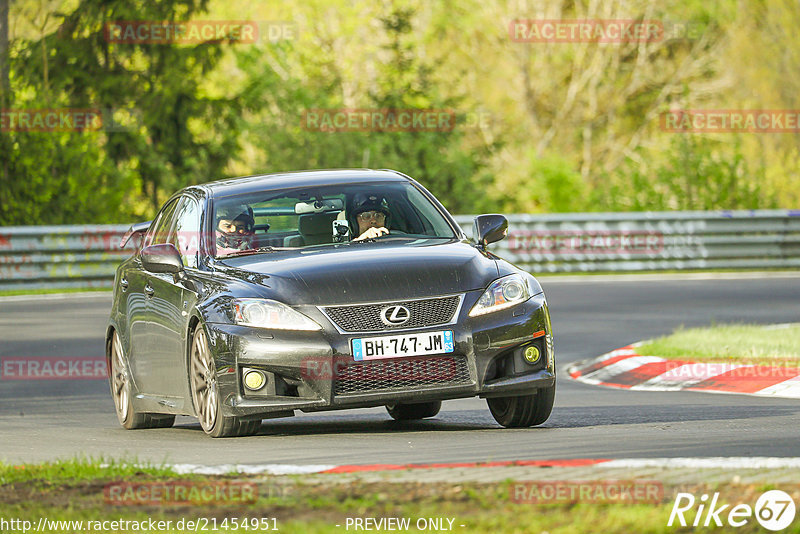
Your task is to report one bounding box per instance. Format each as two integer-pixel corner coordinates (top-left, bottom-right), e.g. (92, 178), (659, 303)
(196, 169), (411, 198)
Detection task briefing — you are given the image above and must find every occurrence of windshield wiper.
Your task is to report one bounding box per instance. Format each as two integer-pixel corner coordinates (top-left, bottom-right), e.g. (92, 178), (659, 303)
(218, 246), (279, 258)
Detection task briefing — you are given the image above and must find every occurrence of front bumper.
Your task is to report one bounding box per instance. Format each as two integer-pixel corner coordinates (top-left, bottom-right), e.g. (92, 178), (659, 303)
(203, 291), (555, 419)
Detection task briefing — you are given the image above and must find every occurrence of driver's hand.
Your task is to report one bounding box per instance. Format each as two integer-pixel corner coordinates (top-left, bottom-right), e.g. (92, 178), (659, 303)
(354, 226), (389, 241)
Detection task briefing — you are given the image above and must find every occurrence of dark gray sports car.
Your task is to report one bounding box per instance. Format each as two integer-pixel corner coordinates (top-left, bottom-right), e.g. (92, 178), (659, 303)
(107, 169), (555, 437)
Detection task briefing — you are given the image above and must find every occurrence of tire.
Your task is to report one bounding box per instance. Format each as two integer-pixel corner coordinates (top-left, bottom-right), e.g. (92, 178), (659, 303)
(189, 325), (260, 438)
(487, 384), (555, 428)
(386, 401), (442, 420)
(109, 330), (175, 430)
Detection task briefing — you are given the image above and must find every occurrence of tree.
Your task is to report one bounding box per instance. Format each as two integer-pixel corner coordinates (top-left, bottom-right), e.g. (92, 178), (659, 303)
(1, 0), (245, 224)
(236, 4), (494, 214)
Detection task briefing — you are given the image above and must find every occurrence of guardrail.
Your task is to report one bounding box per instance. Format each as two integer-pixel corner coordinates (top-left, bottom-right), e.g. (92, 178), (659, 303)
(1, 210), (798, 290)
(0, 225), (130, 290)
(455, 210), (800, 273)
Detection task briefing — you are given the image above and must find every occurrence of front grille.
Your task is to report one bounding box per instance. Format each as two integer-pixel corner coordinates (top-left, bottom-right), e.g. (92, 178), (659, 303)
(322, 295), (460, 333)
(333, 355), (471, 396)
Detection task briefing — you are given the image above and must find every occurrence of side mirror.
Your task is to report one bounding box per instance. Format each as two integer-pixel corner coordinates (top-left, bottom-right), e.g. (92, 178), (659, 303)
(141, 243), (184, 274)
(473, 214), (508, 249)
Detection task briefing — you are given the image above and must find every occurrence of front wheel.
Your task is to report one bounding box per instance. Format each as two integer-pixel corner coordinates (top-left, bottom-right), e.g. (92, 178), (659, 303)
(109, 330), (174, 430)
(487, 384), (555, 428)
(189, 326), (260, 438)
(386, 401), (442, 420)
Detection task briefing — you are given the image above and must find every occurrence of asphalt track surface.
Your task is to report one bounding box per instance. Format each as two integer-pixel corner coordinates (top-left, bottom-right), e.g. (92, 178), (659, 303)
(1, 275), (799, 465)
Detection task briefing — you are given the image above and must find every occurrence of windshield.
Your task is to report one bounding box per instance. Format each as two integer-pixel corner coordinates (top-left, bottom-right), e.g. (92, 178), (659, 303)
(212, 182), (457, 258)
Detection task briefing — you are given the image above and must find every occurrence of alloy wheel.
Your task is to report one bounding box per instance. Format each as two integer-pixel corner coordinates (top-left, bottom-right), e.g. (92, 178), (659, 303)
(110, 331), (130, 423)
(190, 327), (218, 432)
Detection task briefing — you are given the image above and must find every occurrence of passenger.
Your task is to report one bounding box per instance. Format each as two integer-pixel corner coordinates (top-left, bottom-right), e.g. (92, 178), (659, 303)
(350, 194), (391, 241)
(215, 206), (255, 255)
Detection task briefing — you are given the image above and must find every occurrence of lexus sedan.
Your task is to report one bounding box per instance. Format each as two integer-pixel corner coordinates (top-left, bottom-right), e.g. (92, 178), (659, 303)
(107, 169), (555, 437)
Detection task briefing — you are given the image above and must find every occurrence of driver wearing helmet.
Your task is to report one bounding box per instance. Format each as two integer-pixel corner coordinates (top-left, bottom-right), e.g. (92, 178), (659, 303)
(350, 194), (391, 241)
(215, 205), (255, 255)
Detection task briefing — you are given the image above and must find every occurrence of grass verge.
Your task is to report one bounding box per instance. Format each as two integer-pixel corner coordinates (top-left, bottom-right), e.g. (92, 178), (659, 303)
(2, 459), (797, 533)
(0, 287), (110, 297)
(636, 323), (800, 366)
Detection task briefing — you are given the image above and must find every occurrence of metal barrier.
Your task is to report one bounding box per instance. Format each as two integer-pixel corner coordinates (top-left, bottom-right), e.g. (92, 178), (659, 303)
(1, 210), (798, 290)
(455, 210), (800, 273)
(0, 225), (130, 290)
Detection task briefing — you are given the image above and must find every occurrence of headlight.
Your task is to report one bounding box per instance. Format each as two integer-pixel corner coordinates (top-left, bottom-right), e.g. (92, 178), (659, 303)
(469, 274), (538, 317)
(233, 299), (322, 331)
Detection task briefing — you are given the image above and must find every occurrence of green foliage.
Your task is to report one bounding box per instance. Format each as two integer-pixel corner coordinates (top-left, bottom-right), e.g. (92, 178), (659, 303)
(0, 0), (797, 224)
(0, 118), (139, 225)
(497, 154), (588, 213)
(1, 0), (243, 224)
(235, 6), (492, 214)
(594, 135), (777, 211)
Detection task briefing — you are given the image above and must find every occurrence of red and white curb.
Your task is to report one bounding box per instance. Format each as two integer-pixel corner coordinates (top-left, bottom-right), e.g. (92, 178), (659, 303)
(566, 345), (800, 398)
(169, 459), (605, 475)
(166, 457), (800, 475)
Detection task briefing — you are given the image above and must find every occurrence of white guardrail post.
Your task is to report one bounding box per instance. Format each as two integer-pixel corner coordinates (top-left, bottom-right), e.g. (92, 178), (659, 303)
(0, 210), (798, 289)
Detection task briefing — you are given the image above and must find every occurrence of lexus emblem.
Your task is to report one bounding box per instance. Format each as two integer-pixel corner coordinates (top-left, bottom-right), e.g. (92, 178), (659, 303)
(380, 305), (410, 326)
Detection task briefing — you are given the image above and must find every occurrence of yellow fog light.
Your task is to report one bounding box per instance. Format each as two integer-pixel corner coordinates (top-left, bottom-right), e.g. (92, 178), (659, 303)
(524, 346), (541, 364)
(243, 370), (266, 391)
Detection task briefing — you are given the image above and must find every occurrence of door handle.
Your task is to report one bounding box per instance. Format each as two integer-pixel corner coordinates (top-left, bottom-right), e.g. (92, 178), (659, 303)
(144, 282), (155, 297)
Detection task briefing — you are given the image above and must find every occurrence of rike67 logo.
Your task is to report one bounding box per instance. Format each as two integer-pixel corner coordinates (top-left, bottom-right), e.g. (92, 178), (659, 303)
(668, 490), (796, 531)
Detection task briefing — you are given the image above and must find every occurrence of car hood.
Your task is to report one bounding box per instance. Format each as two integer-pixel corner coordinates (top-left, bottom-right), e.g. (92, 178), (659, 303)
(215, 239), (499, 305)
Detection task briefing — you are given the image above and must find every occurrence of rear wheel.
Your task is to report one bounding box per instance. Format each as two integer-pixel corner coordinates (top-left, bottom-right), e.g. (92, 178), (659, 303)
(109, 330), (174, 429)
(190, 326), (260, 438)
(487, 384), (555, 428)
(386, 401), (442, 420)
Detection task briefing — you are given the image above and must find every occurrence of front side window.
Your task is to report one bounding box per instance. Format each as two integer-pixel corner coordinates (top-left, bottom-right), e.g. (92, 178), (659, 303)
(145, 198), (180, 247)
(170, 196), (201, 268)
(212, 182), (456, 257)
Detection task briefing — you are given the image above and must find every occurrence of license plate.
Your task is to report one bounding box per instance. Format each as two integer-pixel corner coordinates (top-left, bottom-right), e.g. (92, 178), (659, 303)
(352, 330), (454, 361)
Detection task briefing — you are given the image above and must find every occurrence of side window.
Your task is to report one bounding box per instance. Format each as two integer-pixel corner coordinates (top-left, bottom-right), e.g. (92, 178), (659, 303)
(145, 199), (180, 247)
(171, 197), (201, 268)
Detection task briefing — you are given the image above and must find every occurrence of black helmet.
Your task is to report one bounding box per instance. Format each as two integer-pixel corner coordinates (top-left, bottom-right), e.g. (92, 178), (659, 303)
(349, 193), (391, 234)
(216, 205), (255, 229)
(215, 205), (255, 250)
(351, 193), (390, 217)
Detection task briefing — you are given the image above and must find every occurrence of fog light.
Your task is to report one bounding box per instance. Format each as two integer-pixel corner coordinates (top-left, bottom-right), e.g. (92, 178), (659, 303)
(243, 369), (266, 391)
(524, 345), (541, 364)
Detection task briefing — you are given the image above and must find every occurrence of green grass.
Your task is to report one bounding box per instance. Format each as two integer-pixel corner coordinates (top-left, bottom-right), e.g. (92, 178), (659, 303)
(0, 458), (179, 485)
(636, 324), (800, 365)
(0, 287), (111, 297)
(3, 459), (800, 532)
(0, 461), (756, 534)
